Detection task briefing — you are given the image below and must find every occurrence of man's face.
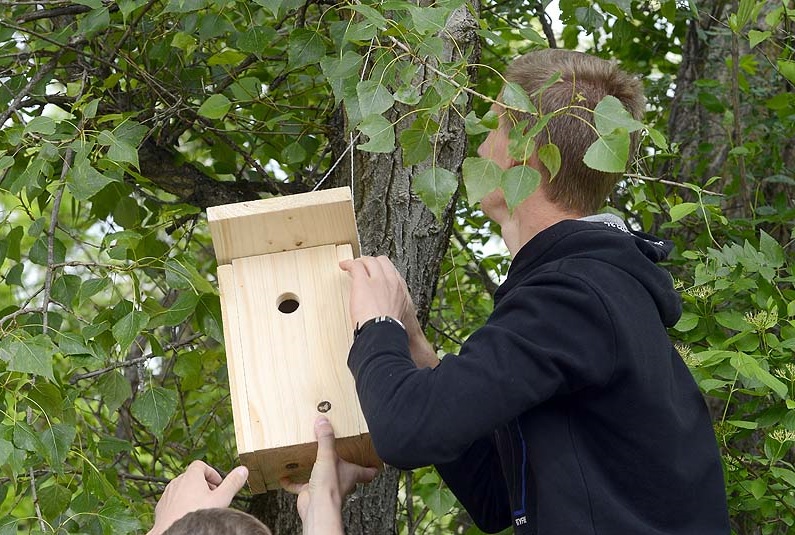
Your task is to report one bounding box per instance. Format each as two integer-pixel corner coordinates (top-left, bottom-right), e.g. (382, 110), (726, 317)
(477, 104), (514, 219)
(477, 104), (514, 170)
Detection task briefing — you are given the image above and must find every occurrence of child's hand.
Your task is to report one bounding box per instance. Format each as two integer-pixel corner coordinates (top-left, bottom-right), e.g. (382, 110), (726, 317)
(148, 461), (249, 535)
(281, 417), (379, 535)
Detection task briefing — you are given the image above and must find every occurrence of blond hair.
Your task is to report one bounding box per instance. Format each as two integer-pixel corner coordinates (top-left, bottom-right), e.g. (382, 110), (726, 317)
(502, 49), (645, 214)
(163, 508), (272, 535)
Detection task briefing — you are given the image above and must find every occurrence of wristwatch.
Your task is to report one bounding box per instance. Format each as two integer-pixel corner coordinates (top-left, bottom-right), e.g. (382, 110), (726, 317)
(353, 316), (406, 340)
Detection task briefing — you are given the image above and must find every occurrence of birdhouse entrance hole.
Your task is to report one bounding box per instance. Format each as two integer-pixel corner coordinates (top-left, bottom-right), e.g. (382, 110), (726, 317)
(277, 293), (300, 314)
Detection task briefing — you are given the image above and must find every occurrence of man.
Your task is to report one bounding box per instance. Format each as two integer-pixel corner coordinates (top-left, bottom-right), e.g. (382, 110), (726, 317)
(340, 49), (730, 534)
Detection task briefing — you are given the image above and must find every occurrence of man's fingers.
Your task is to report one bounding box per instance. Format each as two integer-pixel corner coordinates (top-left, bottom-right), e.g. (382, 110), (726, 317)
(339, 258), (368, 279)
(279, 477), (307, 495)
(314, 416), (337, 462)
(360, 256), (385, 279)
(214, 466), (249, 505)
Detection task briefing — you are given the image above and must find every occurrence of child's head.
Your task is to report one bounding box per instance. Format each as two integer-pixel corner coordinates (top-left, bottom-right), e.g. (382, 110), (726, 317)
(163, 508), (272, 535)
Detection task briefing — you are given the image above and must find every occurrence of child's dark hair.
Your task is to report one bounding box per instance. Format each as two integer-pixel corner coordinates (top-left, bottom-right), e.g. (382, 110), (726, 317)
(163, 508), (272, 535)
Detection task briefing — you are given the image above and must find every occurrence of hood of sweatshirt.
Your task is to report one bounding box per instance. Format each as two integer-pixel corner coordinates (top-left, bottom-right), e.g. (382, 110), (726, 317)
(495, 217), (683, 328)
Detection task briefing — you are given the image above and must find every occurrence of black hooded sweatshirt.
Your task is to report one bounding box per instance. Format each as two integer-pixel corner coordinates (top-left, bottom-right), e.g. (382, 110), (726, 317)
(348, 219), (729, 534)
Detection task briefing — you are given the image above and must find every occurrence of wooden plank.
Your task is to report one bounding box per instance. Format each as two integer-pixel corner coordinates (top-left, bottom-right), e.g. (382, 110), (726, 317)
(217, 265), (252, 454)
(231, 244), (364, 450)
(241, 434), (381, 492)
(207, 187), (360, 265)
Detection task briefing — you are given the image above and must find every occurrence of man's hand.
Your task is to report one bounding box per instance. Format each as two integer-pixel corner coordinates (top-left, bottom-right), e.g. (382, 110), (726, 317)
(339, 256), (414, 327)
(340, 255), (439, 369)
(147, 461), (249, 535)
(280, 417), (379, 535)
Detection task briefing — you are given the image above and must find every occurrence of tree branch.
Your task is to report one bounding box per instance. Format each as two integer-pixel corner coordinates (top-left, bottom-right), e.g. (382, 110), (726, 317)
(0, 50), (64, 127)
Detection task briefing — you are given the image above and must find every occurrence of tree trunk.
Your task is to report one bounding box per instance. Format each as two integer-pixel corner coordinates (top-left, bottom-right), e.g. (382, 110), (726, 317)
(246, 4), (479, 533)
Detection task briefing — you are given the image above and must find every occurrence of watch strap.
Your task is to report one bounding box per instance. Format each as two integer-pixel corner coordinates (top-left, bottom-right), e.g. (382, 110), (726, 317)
(354, 316), (406, 339)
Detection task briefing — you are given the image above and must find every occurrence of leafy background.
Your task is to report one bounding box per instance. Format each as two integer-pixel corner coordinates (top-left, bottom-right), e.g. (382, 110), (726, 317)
(1, 0), (794, 533)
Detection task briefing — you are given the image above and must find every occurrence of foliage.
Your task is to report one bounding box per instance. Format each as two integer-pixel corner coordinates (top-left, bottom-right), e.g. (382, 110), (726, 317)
(0, 0), (794, 533)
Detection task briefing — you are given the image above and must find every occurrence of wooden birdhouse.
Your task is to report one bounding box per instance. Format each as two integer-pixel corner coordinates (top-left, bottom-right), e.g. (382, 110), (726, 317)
(207, 187), (380, 494)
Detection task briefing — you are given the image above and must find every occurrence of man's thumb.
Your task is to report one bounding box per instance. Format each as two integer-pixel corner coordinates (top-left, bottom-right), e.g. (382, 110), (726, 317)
(215, 466), (249, 504)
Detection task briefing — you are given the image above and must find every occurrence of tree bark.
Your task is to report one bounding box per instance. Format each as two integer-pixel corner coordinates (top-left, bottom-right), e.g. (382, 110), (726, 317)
(246, 4), (480, 533)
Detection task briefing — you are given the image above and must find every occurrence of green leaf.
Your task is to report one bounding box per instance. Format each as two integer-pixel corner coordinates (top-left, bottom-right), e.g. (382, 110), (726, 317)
(776, 60), (795, 85)
(174, 350), (203, 390)
(112, 310), (150, 353)
(715, 310), (752, 332)
(461, 157), (502, 206)
(464, 111), (492, 135)
(38, 484), (72, 520)
(407, 5), (448, 34)
(507, 121), (535, 162)
(0, 439), (13, 466)
(13, 421), (43, 452)
(24, 116), (56, 136)
(198, 94), (232, 120)
(501, 82), (535, 113)
(669, 202), (699, 222)
(412, 166), (457, 220)
(727, 419), (758, 429)
(66, 157), (115, 201)
(79, 277), (110, 304)
(730, 353), (789, 399)
(0, 519), (17, 535)
(748, 478), (767, 500)
(0, 335), (55, 381)
(51, 273), (82, 307)
(646, 127), (668, 150)
(207, 49), (248, 66)
(537, 143), (561, 180)
(399, 117), (438, 167)
(357, 80), (395, 117)
(349, 4), (388, 28)
(357, 114), (396, 153)
(131, 387), (178, 438)
(583, 128), (630, 173)
(97, 130), (139, 169)
(759, 230), (784, 267)
(501, 165), (541, 212)
(56, 331), (95, 357)
(288, 28), (326, 69)
(98, 371), (133, 413)
(150, 291), (200, 328)
(165, 258), (215, 294)
(237, 26), (276, 54)
(41, 423), (76, 468)
(425, 486), (456, 517)
(197, 295), (224, 343)
(97, 501), (142, 534)
(673, 311), (699, 332)
(593, 95), (644, 135)
(748, 30), (771, 49)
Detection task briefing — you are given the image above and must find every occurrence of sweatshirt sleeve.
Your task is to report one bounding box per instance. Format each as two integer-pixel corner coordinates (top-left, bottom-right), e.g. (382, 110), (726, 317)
(347, 271), (616, 470)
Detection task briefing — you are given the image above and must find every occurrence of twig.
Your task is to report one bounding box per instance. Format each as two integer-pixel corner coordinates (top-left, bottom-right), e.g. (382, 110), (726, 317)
(69, 333), (204, 383)
(537, 1), (557, 49)
(118, 472), (170, 485)
(0, 288), (44, 328)
(623, 173), (724, 197)
(0, 50), (64, 127)
(15, 4), (92, 23)
(729, 0), (749, 215)
(107, 0), (159, 62)
(27, 408), (46, 531)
